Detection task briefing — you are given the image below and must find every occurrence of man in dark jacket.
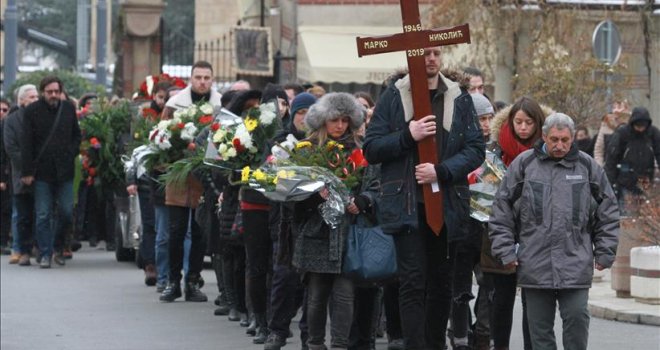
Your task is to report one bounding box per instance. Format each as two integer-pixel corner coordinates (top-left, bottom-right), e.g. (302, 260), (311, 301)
(489, 113), (619, 350)
(605, 106), (660, 206)
(363, 47), (485, 350)
(3, 84), (39, 265)
(20, 76), (81, 268)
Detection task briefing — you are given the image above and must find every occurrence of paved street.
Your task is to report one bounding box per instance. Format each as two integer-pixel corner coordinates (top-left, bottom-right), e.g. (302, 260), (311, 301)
(2, 244), (659, 350)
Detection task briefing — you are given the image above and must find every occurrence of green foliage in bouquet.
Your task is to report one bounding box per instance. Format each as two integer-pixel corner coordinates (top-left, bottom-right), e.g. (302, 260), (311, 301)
(79, 100), (132, 190)
(285, 140), (368, 191)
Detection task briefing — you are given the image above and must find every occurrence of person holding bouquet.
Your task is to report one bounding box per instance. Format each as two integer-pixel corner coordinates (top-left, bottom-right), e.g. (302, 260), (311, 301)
(159, 61), (221, 303)
(483, 96), (552, 350)
(291, 92), (377, 350)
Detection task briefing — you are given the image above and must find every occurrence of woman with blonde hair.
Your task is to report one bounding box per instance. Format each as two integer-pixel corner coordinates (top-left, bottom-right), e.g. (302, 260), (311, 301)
(292, 92), (378, 350)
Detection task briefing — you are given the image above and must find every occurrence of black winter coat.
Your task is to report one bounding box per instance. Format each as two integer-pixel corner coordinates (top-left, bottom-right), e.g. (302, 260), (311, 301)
(21, 98), (81, 183)
(363, 73), (484, 242)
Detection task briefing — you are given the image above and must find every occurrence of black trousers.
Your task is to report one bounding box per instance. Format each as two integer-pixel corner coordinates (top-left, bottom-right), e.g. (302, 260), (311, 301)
(383, 281), (403, 341)
(0, 186), (11, 247)
(450, 240), (481, 343)
(168, 206), (204, 283)
(137, 187), (156, 265)
(243, 209), (272, 315)
(393, 205), (457, 350)
(222, 242), (247, 313)
(487, 272), (532, 349)
(348, 286), (380, 350)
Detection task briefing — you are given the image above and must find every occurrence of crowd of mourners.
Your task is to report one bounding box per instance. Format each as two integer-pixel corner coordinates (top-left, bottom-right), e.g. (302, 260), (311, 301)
(1, 49), (659, 350)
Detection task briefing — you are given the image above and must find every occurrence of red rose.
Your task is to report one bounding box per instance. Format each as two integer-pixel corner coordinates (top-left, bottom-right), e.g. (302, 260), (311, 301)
(86, 176), (94, 186)
(90, 137), (99, 145)
(199, 115), (213, 125)
(177, 122), (185, 129)
(233, 139), (245, 153)
(88, 167), (97, 177)
(211, 123), (220, 131)
(187, 143), (196, 151)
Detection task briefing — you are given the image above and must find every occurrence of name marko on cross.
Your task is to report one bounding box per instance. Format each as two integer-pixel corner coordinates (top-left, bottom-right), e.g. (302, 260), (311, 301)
(356, 1), (471, 235)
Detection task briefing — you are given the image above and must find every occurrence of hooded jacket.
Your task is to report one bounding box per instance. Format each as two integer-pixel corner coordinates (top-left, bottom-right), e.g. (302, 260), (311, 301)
(363, 70), (484, 241)
(489, 103), (554, 167)
(604, 108), (660, 189)
(489, 140), (619, 289)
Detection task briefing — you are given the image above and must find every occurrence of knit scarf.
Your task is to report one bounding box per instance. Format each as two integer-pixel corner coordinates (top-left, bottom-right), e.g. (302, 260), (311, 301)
(498, 122), (534, 167)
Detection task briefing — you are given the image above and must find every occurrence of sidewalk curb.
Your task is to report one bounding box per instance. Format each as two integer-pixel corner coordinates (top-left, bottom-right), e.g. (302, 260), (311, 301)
(589, 302), (660, 326)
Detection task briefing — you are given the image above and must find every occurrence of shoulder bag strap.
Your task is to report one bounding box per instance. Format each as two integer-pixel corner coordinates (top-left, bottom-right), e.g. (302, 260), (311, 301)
(34, 102), (65, 163)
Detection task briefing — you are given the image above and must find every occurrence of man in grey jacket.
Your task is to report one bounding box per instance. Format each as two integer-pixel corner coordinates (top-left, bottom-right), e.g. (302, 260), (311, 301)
(3, 84), (39, 265)
(489, 113), (619, 350)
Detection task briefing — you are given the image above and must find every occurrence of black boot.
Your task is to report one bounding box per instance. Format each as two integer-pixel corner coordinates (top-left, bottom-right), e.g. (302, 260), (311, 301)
(253, 313), (269, 344)
(214, 291), (230, 315)
(159, 282), (182, 302)
(185, 277), (208, 302)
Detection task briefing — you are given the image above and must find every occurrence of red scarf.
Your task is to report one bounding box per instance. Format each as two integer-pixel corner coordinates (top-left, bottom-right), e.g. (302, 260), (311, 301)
(498, 122), (533, 167)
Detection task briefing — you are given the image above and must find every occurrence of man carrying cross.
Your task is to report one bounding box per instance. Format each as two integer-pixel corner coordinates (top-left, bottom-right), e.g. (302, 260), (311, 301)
(363, 46), (484, 349)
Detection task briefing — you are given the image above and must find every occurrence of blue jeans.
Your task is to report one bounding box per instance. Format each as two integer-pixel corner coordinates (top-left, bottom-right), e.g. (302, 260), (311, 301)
(34, 180), (73, 259)
(154, 204), (170, 285)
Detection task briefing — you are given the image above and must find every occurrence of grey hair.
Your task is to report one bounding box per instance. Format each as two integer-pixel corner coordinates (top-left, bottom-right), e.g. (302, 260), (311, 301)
(542, 112), (575, 135)
(17, 84), (37, 100)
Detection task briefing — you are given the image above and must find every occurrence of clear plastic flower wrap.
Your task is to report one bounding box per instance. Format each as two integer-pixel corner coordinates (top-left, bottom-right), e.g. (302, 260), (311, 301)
(468, 151), (507, 222)
(242, 163), (351, 229)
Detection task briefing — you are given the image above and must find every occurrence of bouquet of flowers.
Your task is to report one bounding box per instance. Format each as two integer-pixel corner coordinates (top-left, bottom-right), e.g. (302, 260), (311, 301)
(204, 102), (280, 171)
(79, 100), (133, 189)
(144, 101), (215, 185)
(240, 140), (369, 228)
(468, 151), (507, 222)
(134, 73), (187, 100)
(287, 140), (368, 190)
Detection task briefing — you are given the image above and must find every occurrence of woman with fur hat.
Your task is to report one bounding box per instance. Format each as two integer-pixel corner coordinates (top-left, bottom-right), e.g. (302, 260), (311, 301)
(291, 92), (378, 350)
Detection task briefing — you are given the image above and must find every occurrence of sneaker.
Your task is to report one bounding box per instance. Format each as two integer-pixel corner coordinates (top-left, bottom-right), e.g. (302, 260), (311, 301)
(53, 253), (66, 266)
(40, 256), (52, 269)
(8, 252), (20, 264)
(264, 333), (287, 350)
(18, 254), (31, 266)
(156, 282), (167, 293)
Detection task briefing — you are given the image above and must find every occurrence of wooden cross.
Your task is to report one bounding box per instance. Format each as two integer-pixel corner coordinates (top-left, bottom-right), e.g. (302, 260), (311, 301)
(356, 2), (471, 235)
